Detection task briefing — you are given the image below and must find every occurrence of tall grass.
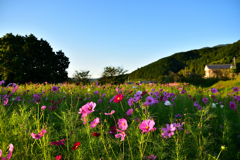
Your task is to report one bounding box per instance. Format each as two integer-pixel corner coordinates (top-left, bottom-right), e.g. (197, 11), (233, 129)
(0, 81), (239, 159)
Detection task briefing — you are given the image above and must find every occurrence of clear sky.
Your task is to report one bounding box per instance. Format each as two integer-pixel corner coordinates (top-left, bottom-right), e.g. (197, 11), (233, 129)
(0, 0), (239, 78)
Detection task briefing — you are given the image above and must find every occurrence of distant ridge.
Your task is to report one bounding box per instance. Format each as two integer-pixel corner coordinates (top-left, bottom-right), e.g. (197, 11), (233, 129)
(129, 40), (240, 81)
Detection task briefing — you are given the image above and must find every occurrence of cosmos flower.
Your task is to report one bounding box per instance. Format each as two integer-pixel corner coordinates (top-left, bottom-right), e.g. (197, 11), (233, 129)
(55, 155), (62, 160)
(126, 108), (133, 116)
(113, 94), (123, 103)
(229, 101), (236, 110)
(139, 119), (156, 133)
(164, 100), (171, 106)
(128, 97), (135, 106)
(72, 142), (80, 151)
(211, 88), (218, 93)
(104, 110), (115, 117)
(90, 117), (100, 128)
(50, 139), (66, 146)
(145, 155), (157, 160)
(146, 96), (154, 106)
(115, 129), (126, 141)
(52, 86), (59, 92)
(233, 87), (239, 92)
(93, 132), (101, 137)
(31, 129), (47, 139)
(161, 124), (176, 138)
(117, 118), (128, 131)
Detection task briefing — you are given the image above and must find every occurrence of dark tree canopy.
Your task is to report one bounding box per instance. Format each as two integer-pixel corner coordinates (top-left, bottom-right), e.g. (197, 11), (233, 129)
(0, 33), (70, 84)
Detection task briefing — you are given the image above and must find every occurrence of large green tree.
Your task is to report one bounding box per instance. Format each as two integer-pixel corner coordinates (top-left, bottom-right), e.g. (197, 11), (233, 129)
(0, 33), (70, 84)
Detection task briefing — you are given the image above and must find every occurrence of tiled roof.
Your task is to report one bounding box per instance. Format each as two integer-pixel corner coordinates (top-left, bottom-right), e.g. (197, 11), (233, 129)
(206, 64), (233, 69)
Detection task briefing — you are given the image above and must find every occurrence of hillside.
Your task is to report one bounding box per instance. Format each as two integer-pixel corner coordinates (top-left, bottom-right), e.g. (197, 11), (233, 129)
(129, 40), (240, 81)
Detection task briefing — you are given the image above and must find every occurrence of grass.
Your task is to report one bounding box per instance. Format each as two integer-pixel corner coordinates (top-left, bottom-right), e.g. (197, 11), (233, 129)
(0, 80), (239, 160)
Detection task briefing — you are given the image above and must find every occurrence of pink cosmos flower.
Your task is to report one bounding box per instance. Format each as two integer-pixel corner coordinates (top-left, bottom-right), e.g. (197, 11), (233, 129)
(229, 101), (236, 110)
(0, 143), (14, 160)
(104, 110), (115, 117)
(52, 86), (59, 92)
(0, 80), (5, 85)
(115, 129), (126, 141)
(31, 129), (47, 139)
(126, 108), (133, 116)
(161, 124), (176, 138)
(139, 119), (156, 133)
(78, 108), (88, 118)
(233, 87), (239, 92)
(41, 106), (46, 110)
(117, 118), (128, 130)
(3, 98), (8, 106)
(81, 102), (96, 114)
(146, 96), (154, 106)
(90, 117), (100, 128)
(55, 155), (62, 160)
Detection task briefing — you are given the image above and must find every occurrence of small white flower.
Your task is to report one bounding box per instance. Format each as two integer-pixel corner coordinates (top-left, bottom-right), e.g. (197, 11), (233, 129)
(211, 103), (216, 108)
(164, 100), (171, 106)
(220, 105), (224, 108)
(133, 86), (137, 89)
(88, 88), (91, 92)
(209, 95), (211, 97)
(137, 90), (142, 94)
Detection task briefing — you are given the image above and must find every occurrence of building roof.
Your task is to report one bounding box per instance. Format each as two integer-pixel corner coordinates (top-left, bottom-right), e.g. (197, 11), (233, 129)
(205, 64), (233, 69)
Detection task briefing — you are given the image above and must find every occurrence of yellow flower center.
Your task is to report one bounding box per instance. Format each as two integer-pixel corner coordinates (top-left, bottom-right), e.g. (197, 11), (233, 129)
(89, 107), (92, 110)
(146, 126), (149, 130)
(122, 123), (125, 126)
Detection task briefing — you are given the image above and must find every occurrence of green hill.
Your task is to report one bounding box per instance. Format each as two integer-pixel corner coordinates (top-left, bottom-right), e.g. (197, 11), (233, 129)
(129, 40), (240, 81)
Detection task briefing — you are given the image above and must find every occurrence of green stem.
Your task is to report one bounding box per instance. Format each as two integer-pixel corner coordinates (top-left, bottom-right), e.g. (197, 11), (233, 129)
(127, 135), (133, 160)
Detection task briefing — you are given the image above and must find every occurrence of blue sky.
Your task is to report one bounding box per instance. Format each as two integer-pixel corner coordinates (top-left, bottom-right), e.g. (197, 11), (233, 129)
(0, 0), (239, 78)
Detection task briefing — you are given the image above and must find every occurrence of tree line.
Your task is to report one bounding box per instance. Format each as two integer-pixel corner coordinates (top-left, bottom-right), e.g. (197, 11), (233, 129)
(0, 33), (70, 84)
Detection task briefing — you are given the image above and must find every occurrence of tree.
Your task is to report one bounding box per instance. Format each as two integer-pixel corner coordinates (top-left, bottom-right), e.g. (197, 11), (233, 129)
(100, 66), (128, 84)
(0, 33), (70, 84)
(72, 70), (91, 84)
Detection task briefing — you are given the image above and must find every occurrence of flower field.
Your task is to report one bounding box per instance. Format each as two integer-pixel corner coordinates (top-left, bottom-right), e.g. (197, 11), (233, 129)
(0, 80), (240, 160)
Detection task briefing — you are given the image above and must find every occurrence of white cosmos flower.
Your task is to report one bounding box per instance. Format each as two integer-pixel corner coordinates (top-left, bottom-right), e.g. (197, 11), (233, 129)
(211, 103), (216, 108)
(220, 105), (224, 108)
(164, 100), (171, 106)
(88, 88), (91, 92)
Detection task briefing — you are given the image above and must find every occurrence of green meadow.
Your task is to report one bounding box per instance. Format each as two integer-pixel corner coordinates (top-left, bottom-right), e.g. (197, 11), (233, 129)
(0, 78), (239, 160)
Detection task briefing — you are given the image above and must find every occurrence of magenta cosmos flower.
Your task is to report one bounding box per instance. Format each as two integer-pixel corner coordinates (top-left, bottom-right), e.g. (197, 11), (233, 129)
(211, 88), (218, 93)
(161, 124), (176, 138)
(128, 98), (135, 106)
(117, 118), (128, 130)
(52, 86), (59, 92)
(115, 129), (126, 141)
(139, 119), (156, 133)
(202, 97), (208, 103)
(0, 143), (14, 160)
(3, 98), (8, 106)
(145, 155), (157, 160)
(90, 117), (100, 128)
(229, 101), (237, 110)
(31, 129), (47, 139)
(50, 139), (66, 146)
(126, 108), (133, 116)
(233, 87), (239, 92)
